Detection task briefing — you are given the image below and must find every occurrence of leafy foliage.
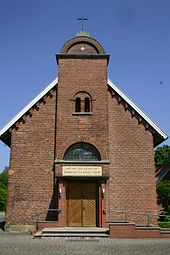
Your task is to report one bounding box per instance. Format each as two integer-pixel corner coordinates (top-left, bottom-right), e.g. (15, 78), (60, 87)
(157, 180), (170, 216)
(155, 145), (170, 224)
(0, 167), (9, 212)
(158, 221), (170, 228)
(154, 145), (170, 167)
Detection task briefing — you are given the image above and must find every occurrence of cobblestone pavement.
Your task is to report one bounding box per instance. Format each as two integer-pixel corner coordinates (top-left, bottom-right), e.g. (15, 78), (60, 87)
(0, 231), (170, 255)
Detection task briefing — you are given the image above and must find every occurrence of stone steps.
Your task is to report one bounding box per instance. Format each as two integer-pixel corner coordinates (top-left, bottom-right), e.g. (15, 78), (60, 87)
(34, 227), (109, 239)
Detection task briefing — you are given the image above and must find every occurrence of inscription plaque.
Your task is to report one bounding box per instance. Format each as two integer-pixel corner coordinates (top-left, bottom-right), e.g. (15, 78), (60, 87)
(62, 166), (102, 176)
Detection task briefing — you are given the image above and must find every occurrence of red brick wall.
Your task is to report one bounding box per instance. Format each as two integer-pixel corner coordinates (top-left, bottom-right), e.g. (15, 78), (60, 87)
(56, 58), (109, 161)
(55, 57), (109, 227)
(108, 93), (158, 225)
(6, 42), (158, 229)
(6, 90), (56, 225)
(109, 223), (162, 238)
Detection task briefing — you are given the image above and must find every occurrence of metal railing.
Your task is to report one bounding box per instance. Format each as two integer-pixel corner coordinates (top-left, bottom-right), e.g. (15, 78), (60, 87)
(33, 208), (170, 231)
(33, 209), (62, 231)
(104, 209), (170, 227)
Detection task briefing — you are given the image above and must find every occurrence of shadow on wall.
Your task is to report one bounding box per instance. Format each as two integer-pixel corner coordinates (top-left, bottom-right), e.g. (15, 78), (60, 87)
(45, 180), (59, 221)
(0, 221), (5, 231)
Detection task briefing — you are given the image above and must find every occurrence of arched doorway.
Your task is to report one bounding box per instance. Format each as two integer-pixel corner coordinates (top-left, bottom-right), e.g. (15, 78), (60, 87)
(64, 142), (100, 227)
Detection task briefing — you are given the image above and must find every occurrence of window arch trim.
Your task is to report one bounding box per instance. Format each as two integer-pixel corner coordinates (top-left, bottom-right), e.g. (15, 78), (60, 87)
(74, 91), (92, 113)
(64, 142), (101, 161)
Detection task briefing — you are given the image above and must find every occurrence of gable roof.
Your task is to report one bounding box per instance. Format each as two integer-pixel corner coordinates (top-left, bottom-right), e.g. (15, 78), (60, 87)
(0, 77), (58, 146)
(108, 79), (168, 142)
(0, 77), (168, 147)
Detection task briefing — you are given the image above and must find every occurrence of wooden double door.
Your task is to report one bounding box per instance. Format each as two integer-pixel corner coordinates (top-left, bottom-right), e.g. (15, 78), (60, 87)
(66, 180), (98, 227)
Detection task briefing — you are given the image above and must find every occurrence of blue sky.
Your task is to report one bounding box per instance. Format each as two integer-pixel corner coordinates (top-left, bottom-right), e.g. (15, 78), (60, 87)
(0, 0), (170, 172)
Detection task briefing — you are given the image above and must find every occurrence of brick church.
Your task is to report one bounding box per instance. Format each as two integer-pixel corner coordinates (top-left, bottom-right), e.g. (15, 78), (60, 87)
(0, 31), (168, 237)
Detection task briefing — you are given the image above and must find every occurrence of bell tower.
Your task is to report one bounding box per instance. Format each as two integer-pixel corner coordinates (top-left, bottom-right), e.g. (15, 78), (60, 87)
(55, 32), (110, 227)
(55, 32), (110, 159)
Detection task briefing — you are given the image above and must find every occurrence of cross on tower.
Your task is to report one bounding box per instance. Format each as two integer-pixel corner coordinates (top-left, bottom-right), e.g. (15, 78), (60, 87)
(77, 15), (88, 31)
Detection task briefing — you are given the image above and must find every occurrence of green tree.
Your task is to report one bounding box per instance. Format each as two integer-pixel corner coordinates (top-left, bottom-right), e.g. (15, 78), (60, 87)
(0, 166), (9, 212)
(154, 145), (170, 167)
(157, 180), (170, 216)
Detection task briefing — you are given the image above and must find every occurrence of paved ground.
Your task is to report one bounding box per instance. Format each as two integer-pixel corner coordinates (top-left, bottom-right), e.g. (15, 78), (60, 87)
(0, 231), (170, 255)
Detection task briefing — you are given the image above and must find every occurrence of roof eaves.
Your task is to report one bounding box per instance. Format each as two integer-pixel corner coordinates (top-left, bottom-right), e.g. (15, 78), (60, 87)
(108, 78), (168, 141)
(0, 77), (58, 137)
(0, 76), (168, 144)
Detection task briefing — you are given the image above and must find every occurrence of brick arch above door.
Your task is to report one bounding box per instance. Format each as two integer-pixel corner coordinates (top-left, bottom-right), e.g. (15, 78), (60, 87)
(56, 137), (108, 161)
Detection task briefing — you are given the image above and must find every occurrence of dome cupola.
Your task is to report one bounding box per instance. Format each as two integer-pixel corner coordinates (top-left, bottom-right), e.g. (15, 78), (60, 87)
(56, 31), (109, 65)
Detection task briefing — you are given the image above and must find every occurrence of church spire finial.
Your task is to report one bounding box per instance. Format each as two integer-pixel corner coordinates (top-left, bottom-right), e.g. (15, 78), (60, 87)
(77, 15), (88, 31)
(76, 15), (89, 37)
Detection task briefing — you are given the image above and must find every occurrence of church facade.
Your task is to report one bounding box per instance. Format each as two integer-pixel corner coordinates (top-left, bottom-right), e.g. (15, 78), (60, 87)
(0, 32), (168, 234)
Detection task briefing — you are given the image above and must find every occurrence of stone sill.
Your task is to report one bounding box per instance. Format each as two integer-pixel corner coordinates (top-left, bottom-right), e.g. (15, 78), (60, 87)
(72, 112), (93, 116)
(55, 175), (109, 180)
(54, 160), (110, 164)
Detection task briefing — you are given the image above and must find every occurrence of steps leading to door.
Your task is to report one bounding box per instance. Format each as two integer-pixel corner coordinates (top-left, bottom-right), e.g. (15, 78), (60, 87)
(34, 227), (109, 239)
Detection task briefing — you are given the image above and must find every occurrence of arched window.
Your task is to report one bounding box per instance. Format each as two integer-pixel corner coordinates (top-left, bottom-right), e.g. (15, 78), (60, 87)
(75, 97), (81, 112)
(85, 97), (90, 112)
(64, 142), (101, 161)
(74, 92), (92, 113)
